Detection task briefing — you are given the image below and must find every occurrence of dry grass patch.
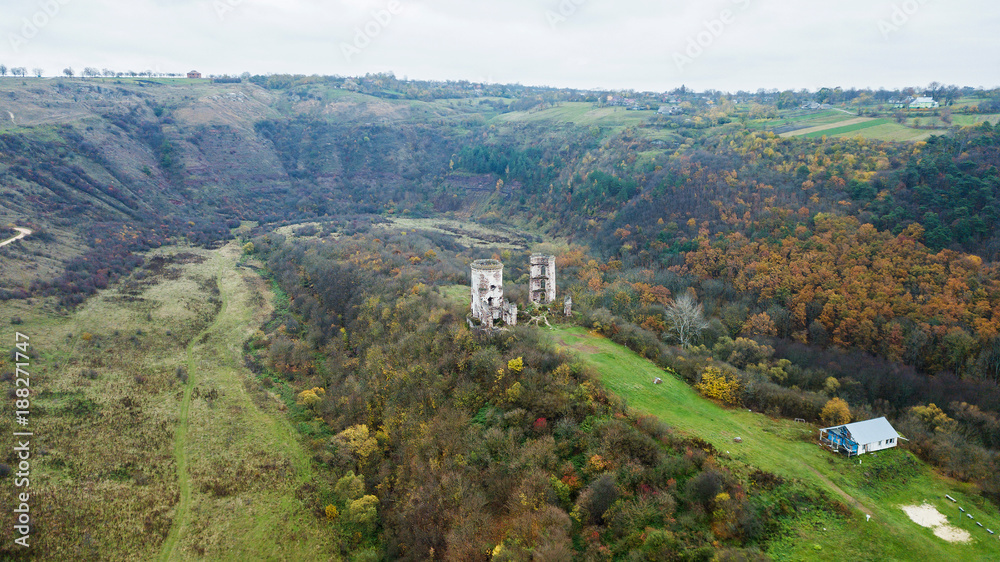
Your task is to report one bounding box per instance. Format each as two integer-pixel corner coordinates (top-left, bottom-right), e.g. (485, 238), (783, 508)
(1, 243), (340, 561)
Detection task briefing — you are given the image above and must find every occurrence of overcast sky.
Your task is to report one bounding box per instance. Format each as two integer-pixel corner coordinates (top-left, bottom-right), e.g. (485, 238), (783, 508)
(2, 0), (997, 92)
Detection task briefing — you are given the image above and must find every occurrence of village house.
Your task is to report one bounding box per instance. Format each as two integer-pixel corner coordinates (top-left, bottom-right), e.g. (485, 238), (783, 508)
(819, 417), (901, 457)
(890, 96), (916, 108)
(187, 70), (202, 79)
(909, 96), (939, 109)
(800, 102), (833, 110)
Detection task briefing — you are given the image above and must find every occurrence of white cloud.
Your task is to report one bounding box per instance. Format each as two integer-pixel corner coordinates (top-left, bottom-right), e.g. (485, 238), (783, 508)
(0, 0), (995, 90)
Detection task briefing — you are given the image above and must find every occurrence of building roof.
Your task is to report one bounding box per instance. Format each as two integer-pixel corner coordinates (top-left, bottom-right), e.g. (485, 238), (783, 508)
(821, 416), (899, 445)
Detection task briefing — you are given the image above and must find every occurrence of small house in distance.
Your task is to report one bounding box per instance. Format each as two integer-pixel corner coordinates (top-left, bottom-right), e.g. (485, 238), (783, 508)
(909, 96), (939, 109)
(819, 417), (900, 457)
(187, 70), (202, 79)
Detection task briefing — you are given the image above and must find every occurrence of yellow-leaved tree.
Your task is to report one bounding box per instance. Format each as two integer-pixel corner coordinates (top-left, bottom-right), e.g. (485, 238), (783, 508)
(507, 356), (524, 374)
(345, 495), (379, 529)
(695, 367), (741, 405)
(910, 403), (956, 433)
(297, 387), (325, 410)
(820, 397), (851, 426)
(334, 425), (379, 462)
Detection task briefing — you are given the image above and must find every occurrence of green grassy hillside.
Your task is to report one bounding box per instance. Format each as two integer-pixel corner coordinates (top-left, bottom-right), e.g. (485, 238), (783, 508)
(493, 101), (652, 130)
(548, 326), (1000, 561)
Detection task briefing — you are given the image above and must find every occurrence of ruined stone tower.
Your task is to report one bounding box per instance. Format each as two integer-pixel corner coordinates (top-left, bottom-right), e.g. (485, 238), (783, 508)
(529, 254), (557, 305)
(471, 259), (517, 328)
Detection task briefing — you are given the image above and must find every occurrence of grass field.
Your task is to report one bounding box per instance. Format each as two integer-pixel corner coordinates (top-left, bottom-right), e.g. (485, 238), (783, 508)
(779, 117), (945, 142)
(736, 109), (856, 132)
(777, 110), (846, 123)
(769, 111), (857, 134)
(779, 117), (871, 138)
(638, 128), (685, 144)
(952, 114), (1000, 126)
(439, 284), (471, 306)
(838, 124), (940, 142)
(384, 216), (532, 249)
(785, 111), (856, 126)
(494, 102), (653, 131)
(0, 242), (341, 560)
(800, 118), (891, 138)
(547, 325), (1000, 561)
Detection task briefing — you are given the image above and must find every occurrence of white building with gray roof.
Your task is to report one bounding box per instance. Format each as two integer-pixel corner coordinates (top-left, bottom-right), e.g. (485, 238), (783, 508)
(819, 417), (901, 457)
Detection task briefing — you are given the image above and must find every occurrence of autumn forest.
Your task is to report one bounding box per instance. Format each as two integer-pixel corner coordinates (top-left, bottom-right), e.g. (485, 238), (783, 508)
(2, 75), (1000, 560)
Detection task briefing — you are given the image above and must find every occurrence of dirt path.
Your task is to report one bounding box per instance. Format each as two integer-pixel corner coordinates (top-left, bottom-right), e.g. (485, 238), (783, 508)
(0, 226), (32, 247)
(158, 259), (228, 562)
(153, 245), (331, 559)
(804, 464), (872, 515)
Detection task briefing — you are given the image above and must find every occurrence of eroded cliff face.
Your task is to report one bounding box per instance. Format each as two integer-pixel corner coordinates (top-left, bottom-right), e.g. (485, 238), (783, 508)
(0, 79), (491, 296)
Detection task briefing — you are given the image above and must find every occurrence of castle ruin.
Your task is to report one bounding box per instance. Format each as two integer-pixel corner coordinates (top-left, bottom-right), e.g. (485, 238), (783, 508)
(470, 259), (517, 328)
(529, 254), (557, 305)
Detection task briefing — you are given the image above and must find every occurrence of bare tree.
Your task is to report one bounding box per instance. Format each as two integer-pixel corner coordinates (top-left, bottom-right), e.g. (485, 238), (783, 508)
(12, 67), (27, 77)
(82, 67), (99, 78)
(63, 67), (74, 77)
(664, 293), (709, 349)
(0, 65), (7, 77)
(32, 68), (43, 78)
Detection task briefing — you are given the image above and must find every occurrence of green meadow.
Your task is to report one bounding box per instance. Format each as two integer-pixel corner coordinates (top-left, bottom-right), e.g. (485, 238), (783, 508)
(548, 325), (1000, 561)
(0, 243), (341, 561)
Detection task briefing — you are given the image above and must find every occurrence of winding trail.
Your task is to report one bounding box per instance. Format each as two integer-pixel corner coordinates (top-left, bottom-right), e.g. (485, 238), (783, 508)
(154, 245), (323, 559)
(158, 260), (228, 562)
(804, 464), (872, 515)
(0, 226), (32, 247)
